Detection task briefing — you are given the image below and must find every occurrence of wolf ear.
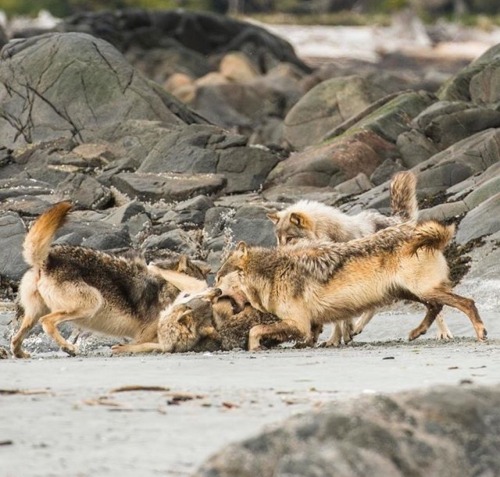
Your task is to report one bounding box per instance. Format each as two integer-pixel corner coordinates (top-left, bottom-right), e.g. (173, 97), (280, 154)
(235, 241), (248, 258)
(290, 212), (305, 228)
(177, 309), (192, 327)
(267, 212), (279, 224)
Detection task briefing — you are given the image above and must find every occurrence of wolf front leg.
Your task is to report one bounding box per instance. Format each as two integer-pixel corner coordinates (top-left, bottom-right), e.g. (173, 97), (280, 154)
(248, 319), (309, 351)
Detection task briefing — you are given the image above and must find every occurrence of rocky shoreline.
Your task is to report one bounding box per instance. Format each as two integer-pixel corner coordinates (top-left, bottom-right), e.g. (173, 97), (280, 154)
(1, 10), (500, 476)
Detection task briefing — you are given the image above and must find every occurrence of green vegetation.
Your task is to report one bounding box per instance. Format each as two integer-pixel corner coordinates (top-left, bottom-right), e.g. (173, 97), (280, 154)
(0, 0), (215, 17)
(1, 0), (500, 29)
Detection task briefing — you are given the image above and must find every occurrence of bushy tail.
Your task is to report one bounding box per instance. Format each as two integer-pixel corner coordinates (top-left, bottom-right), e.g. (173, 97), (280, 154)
(390, 171), (418, 222)
(409, 221), (455, 254)
(23, 202), (72, 267)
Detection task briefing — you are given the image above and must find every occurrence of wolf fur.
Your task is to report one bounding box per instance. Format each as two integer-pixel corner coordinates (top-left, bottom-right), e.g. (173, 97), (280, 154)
(217, 220), (487, 351)
(11, 202), (207, 358)
(112, 286), (222, 354)
(113, 271), (291, 354)
(267, 171), (452, 344)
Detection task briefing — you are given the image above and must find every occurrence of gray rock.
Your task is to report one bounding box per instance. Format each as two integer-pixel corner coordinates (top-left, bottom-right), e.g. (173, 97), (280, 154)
(0, 32), (198, 149)
(0, 196), (54, 216)
(438, 42), (500, 102)
(217, 146), (278, 194)
(125, 44), (211, 83)
(463, 176), (500, 210)
(469, 57), (500, 105)
(265, 130), (394, 190)
(413, 128), (500, 196)
(333, 172), (373, 196)
(448, 162), (500, 198)
(111, 172), (226, 203)
(57, 173), (113, 210)
(104, 201), (147, 225)
(369, 159), (405, 186)
(142, 229), (198, 256)
(81, 228), (131, 251)
(194, 384), (500, 477)
(420, 105), (500, 150)
(418, 201), (468, 222)
(174, 195), (214, 228)
(456, 193), (500, 244)
(283, 75), (386, 150)
(0, 212), (27, 281)
(396, 129), (439, 168)
(204, 207), (234, 238)
(230, 206), (277, 248)
(191, 83), (285, 128)
(138, 125), (278, 194)
(58, 9), (311, 74)
(353, 90), (436, 143)
(0, 177), (53, 200)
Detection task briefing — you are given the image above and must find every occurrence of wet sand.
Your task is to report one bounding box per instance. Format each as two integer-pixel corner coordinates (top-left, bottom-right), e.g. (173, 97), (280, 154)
(1, 308), (499, 477)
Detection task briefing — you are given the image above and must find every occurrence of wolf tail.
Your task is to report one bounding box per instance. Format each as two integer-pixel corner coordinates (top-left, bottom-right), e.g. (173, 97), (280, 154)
(23, 202), (72, 267)
(409, 221), (455, 254)
(390, 171), (418, 222)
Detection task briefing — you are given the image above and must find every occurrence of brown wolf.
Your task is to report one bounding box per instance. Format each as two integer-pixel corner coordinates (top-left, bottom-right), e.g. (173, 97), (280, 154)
(113, 272), (287, 354)
(267, 171), (452, 344)
(113, 271), (296, 354)
(10, 202), (206, 358)
(217, 220), (487, 350)
(112, 286), (222, 354)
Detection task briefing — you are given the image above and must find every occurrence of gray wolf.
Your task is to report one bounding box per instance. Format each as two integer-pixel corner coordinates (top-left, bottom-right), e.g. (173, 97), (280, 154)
(10, 202), (206, 358)
(113, 271), (288, 354)
(112, 285), (222, 354)
(217, 220), (487, 350)
(267, 171), (452, 344)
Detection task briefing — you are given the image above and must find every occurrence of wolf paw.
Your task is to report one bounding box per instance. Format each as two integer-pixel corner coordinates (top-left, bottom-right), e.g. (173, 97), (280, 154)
(111, 344), (128, 354)
(436, 330), (454, 341)
(408, 327), (426, 341)
(61, 344), (77, 356)
(12, 348), (31, 359)
(478, 328), (488, 342)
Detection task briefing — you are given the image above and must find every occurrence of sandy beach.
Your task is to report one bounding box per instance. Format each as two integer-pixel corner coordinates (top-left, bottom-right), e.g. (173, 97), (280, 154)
(1, 306), (499, 477)
(1, 16), (500, 477)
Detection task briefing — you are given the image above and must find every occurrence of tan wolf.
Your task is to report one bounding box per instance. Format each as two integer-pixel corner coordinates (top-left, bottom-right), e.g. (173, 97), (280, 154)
(113, 271), (288, 354)
(267, 171), (452, 344)
(10, 202), (206, 358)
(112, 285), (222, 354)
(217, 220), (487, 351)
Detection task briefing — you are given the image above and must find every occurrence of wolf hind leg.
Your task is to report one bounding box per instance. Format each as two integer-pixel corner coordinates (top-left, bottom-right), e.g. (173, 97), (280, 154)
(421, 288), (487, 342)
(408, 303), (443, 341)
(11, 272), (49, 358)
(40, 309), (99, 356)
(11, 309), (47, 359)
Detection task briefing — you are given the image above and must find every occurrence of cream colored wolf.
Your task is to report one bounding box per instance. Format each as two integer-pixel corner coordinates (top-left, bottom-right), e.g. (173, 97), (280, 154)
(217, 220), (487, 351)
(267, 171), (452, 344)
(11, 202), (207, 358)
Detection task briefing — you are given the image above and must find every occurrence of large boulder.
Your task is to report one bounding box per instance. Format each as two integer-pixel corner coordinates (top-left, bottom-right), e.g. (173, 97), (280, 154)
(57, 10), (312, 74)
(137, 125), (279, 194)
(265, 129), (394, 189)
(194, 384), (500, 477)
(0, 32), (202, 149)
(0, 212), (27, 281)
(438, 43), (500, 102)
(283, 75), (387, 150)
